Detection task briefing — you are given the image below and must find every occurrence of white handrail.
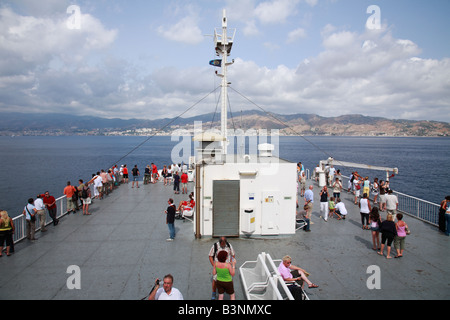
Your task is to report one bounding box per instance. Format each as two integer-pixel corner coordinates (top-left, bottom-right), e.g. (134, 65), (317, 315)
(339, 174), (440, 226)
(11, 195), (69, 244)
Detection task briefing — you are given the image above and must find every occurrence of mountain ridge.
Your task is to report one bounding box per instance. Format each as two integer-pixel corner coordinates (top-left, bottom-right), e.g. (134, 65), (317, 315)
(0, 111), (448, 137)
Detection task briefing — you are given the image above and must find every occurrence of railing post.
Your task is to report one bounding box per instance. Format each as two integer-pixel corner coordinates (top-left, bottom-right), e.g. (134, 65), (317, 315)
(417, 199), (420, 219)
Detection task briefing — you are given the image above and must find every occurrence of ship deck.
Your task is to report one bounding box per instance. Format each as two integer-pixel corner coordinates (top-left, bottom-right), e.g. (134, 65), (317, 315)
(0, 179), (449, 300)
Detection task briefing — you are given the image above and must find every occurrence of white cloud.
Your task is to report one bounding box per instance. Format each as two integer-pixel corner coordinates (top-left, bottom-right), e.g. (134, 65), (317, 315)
(243, 20), (260, 36)
(263, 42), (281, 51)
(11, 0), (70, 17)
(322, 31), (358, 49)
(0, 6), (119, 115)
(0, 3), (448, 123)
(254, 0), (300, 24)
(226, 0), (304, 43)
(157, 15), (204, 45)
(321, 23), (337, 36)
(304, 0), (318, 7)
(226, 27), (450, 122)
(225, 0), (258, 22)
(362, 40), (377, 52)
(0, 7), (117, 74)
(287, 28), (307, 43)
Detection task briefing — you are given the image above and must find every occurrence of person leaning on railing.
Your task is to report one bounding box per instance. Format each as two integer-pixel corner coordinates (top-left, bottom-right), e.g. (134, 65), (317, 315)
(0, 210), (15, 256)
(23, 198), (37, 241)
(445, 197), (450, 236)
(43, 191), (59, 226)
(439, 196), (450, 235)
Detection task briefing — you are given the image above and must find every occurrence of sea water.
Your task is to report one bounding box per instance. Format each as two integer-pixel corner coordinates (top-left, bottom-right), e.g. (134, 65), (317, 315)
(0, 135), (449, 217)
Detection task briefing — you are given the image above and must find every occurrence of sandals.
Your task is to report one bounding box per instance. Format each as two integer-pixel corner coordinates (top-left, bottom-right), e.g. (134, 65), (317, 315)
(308, 283), (319, 288)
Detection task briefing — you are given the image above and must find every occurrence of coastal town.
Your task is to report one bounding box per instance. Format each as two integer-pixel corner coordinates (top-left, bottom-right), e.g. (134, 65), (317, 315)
(1, 111), (449, 137)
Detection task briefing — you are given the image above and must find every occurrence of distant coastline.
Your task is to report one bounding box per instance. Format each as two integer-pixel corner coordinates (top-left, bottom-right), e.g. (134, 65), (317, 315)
(3, 132), (449, 138)
(3, 132), (449, 137)
(0, 110), (448, 137)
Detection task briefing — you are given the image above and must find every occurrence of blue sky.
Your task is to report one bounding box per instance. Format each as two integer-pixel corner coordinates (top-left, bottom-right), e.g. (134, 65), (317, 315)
(1, 0), (449, 122)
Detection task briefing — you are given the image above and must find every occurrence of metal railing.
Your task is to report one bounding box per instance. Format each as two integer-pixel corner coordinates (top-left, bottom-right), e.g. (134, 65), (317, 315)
(11, 195), (68, 244)
(7, 170), (441, 246)
(6, 182), (116, 247)
(332, 175), (440, 227)
(394, 191), (440, 226)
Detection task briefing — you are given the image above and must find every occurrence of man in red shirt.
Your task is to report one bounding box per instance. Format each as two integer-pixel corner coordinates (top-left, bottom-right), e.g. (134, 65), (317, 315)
(151, 163), (158, 184)
(181, 172), (188, 194)
(123, 165), (129, 184)
(43, 191), (59, 226)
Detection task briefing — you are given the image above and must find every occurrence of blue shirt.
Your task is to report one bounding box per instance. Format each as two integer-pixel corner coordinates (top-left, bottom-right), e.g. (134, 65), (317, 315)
(305, 189), (314, 203)
(24, 204), (35, 220)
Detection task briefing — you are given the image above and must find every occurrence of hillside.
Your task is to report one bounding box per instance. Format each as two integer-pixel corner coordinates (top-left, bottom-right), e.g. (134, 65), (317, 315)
(0, 111), (448, 137)
(219, 112), (449, 137)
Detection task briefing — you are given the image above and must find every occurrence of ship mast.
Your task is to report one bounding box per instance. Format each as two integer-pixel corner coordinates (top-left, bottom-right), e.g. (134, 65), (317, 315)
(214, 9), (235, 155)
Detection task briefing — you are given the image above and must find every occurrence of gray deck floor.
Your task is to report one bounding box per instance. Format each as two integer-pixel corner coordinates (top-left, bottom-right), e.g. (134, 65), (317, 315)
(0, 180), (449, 300)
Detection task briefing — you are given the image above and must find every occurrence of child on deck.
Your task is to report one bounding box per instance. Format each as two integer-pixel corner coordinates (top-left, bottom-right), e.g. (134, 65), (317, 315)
(328, 197), (338, 219)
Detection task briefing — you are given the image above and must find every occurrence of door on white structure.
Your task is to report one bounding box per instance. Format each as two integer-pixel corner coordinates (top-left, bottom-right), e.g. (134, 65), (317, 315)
(213, 180), (240, 237)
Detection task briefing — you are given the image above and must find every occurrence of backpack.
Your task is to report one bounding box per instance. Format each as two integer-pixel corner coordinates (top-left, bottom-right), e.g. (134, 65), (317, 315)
(213, 241), (231, 258)
(81, 186), (88, 199)
(71, 186), (78, 200)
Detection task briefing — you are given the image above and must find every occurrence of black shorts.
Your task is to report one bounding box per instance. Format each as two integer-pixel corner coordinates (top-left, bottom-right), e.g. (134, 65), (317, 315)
(0, 231), (13, 247)
(381, 233), (394, 246)
(216, 280), (234, 295)
(123, 174), (128, 178)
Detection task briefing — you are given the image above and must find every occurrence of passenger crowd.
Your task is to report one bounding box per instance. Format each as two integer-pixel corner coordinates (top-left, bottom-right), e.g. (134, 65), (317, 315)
(0, 162), (194, 257)
(1, 160), (448, 301)
(299, 162), (449, 263)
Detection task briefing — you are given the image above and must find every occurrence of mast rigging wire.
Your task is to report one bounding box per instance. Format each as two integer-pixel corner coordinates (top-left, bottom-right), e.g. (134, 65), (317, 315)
(109, 85), (221, 168)
(210, 91), (221, 130)
(108, 83), (344, 169)
(228, 86), (345, 167)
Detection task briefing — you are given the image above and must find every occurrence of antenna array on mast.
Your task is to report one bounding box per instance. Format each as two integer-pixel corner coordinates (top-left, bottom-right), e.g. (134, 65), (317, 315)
(214, 9), (236, 154)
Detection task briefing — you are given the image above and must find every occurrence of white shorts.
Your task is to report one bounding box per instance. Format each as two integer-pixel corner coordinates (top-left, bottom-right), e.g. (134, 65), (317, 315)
(82, 197), (91, 205)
